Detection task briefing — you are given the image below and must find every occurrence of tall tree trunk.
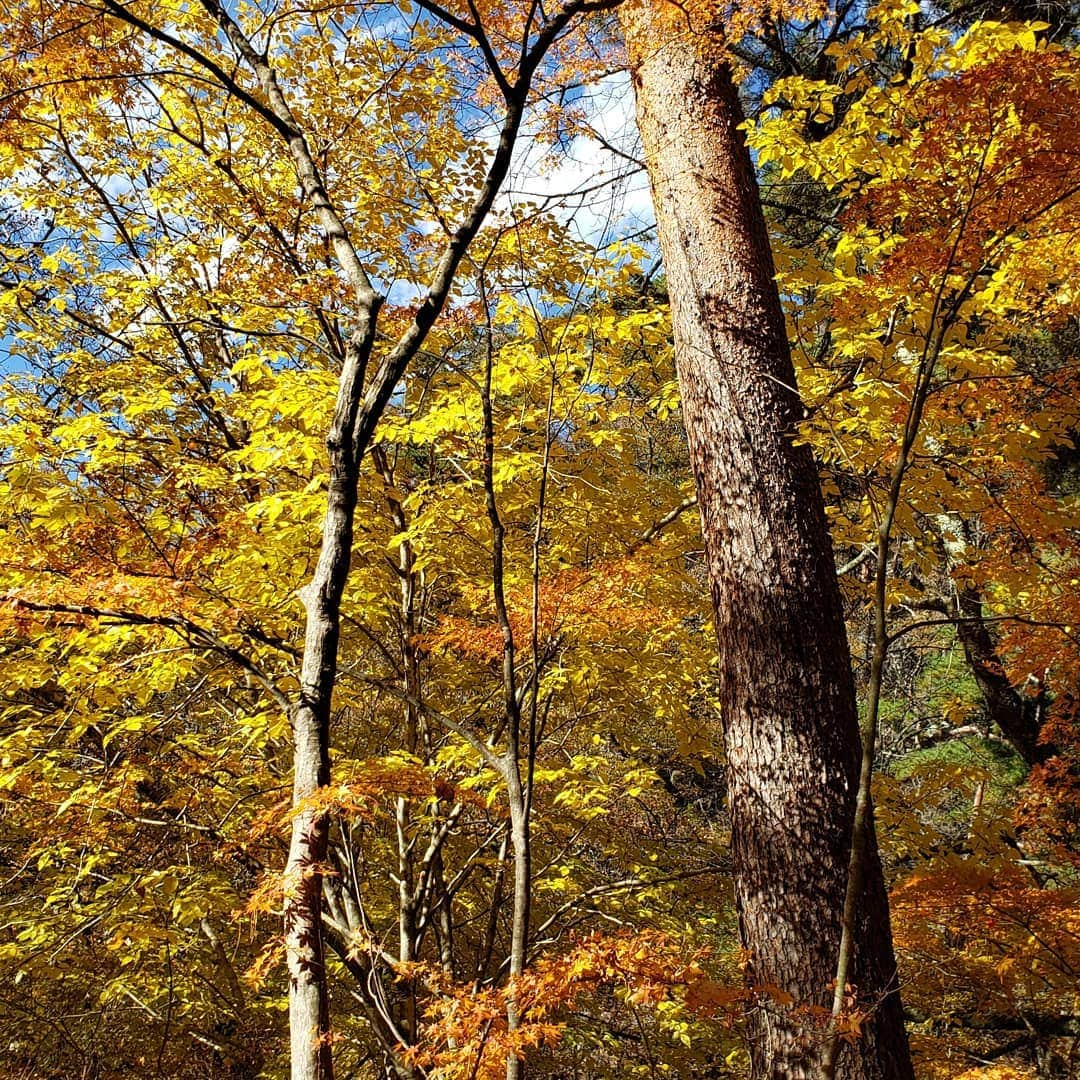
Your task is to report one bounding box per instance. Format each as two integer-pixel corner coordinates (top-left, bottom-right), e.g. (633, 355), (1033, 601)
(955, 585), (1051, 766)
(289, 328), (378, 1080)
(618, 6), (914, 1078)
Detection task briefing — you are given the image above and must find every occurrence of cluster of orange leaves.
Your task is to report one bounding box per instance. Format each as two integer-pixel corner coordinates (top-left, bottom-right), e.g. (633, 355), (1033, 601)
(400, 928), (879, 1078)
(400, 930), (744, 1079)
(0, 1), (142, 126)
(240, 758), (485, 963)
(891, 861), (1080, 1002)
(247, 758), (481, 847)
(853, 49), (1080, 289)
(420, 554), (679, 662)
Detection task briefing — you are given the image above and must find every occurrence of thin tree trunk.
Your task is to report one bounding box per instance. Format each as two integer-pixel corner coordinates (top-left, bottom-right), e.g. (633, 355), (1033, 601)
(475, 832), (510, 993)
(619, 6), (914, 1078)
(290, 328), (379, 1080)
(478, 279), (531, 1080)
(504, 794), (531, 1080)
(376, 443), (424, 1041)
(955, 586), (1051, 766)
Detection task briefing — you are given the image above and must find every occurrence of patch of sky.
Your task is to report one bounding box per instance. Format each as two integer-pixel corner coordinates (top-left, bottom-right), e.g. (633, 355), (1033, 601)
(499, 72), (655, 252)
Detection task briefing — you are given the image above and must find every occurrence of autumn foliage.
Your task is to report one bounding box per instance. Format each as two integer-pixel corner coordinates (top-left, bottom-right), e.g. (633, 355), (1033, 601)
(1, 1), (1078, 1078)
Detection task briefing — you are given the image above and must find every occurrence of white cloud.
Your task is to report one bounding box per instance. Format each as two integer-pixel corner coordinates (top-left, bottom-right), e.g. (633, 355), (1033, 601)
(500, 72), (656, 248)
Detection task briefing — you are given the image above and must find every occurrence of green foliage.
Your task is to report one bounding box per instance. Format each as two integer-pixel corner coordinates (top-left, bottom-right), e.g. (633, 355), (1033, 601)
(893, 738), (1027, 791)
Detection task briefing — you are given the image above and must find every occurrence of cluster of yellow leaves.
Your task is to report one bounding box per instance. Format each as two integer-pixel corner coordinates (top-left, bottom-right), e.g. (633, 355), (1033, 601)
(916, 1060), (1037, 1080)
(748, 13), (1080, 688)
(0, 3), (577, 1071)
(0, 7), (722, 1056)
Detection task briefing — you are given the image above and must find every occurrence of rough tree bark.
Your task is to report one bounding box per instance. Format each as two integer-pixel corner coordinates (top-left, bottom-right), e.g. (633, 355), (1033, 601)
(618, 5), (915, 1078)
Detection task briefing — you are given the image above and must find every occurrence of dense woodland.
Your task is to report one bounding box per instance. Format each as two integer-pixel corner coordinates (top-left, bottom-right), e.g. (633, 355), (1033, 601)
(0, 2), (1078, 1079)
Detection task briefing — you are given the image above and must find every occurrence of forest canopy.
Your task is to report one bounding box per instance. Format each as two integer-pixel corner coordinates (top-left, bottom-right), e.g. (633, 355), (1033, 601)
(1, 2), (1078, 1079)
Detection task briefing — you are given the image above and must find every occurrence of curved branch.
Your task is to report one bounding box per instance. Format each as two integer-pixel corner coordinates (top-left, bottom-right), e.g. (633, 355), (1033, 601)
(5, 597), (291, 713)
